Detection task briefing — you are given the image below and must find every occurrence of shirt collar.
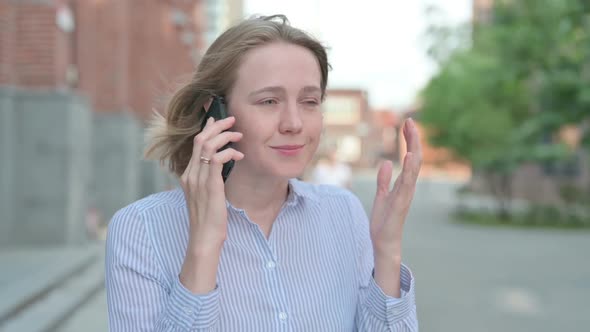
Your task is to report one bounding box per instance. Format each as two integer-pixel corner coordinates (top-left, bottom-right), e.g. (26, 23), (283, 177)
(225, 178), (319, 212)
(286, 178), (319, 207)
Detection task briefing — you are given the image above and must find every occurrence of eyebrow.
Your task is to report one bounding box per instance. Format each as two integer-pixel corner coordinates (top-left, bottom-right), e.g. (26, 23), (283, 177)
(301, 86), (322, 95)
(249, 86), (284, 97)
(248, 85), (322, 98)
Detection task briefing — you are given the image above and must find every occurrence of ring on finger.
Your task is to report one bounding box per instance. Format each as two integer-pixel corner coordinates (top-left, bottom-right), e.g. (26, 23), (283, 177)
(200, 156), (211, 164)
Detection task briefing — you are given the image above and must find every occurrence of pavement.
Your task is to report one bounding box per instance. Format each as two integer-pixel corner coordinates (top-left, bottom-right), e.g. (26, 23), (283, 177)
(58, 290), (108, 332)
(0, 244), (105, 332)
(352, 174), (590, 332)
(4, 171), (589, 332)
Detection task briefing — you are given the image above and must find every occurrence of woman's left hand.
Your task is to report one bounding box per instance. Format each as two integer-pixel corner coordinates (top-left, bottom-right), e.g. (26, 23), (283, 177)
(370, 118), (422, 259)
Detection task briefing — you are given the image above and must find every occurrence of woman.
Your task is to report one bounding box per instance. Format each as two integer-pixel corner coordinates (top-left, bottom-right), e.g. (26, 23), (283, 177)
(311, 146), (352, 189)
(106, 15), (421, 331)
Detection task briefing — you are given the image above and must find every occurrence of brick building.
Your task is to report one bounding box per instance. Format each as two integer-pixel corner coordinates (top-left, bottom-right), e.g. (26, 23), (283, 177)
(0, 0), (244, 246)
(371, 109), (400, 164)
(1, 0), (211, 120)
(319, 89), (379, 168)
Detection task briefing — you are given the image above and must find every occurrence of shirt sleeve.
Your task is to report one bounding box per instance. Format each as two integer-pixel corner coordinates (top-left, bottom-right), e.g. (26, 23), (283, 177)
(345, 192), (419, 331)
(105, 205), (221, 331)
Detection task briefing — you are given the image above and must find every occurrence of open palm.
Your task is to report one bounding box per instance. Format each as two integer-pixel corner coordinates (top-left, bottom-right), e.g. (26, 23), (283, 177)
(370, 118), (422, 256)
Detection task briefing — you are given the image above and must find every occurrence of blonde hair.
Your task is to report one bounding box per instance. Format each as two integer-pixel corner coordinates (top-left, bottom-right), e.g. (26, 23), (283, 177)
(144, 15), (330, 177)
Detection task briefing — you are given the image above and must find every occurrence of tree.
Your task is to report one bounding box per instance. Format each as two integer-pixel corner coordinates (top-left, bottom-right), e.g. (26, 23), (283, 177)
(420, 0), (590, 217)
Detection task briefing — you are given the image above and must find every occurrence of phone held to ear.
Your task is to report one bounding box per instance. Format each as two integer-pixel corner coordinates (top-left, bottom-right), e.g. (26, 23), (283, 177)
(201, 96), (234, 182)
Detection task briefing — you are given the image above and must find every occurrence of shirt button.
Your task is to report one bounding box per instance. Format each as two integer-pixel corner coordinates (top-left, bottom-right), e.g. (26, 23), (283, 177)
(184, 307), (193, 315)
(266, 261), (276, 269)
(278, 312), (288, 321)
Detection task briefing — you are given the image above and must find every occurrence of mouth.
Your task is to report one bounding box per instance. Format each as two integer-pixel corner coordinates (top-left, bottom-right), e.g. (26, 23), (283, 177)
(270, 144), (305, 156)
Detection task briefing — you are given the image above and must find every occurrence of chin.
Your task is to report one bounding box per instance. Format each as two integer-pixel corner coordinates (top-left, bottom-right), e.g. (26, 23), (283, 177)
(267, 163), (307, 179)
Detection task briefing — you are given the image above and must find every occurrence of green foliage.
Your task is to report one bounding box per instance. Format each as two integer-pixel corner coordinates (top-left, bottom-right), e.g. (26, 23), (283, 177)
(454, 206), (590, 229)
(420, 0), (590, 173)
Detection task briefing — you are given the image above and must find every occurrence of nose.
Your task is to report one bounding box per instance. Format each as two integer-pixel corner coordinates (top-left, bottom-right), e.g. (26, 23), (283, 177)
(278, 101), (303, 134)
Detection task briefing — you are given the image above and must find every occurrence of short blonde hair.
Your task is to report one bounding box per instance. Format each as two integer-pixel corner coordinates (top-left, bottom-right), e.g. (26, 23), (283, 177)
(144, 15), (330, 177)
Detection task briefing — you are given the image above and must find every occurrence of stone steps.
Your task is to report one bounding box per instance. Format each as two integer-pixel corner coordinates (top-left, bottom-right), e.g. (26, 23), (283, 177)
(0, 245), (104, 332)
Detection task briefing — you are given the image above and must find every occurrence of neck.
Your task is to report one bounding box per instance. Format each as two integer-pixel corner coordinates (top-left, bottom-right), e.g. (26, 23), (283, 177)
(224, 168), (290, 216)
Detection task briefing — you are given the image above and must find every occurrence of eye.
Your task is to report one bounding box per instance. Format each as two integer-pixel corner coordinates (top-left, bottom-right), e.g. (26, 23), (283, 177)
(302, 99), (320, 107)
(260, 99), (278, 105)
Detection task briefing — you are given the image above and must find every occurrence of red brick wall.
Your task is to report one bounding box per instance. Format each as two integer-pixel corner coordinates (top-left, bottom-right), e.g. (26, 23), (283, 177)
(74, 0), (205, 118)
(2, 0), (206, 120)
(0, 2), (15, 84)
(125, 0), (205, 120)
(0, 1), (71, 88)
(73, 0), (98, 108)
(74, 0), (130, 112)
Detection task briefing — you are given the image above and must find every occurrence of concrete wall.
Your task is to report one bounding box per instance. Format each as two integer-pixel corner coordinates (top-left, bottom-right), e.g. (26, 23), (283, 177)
(139, 159), (177, 201)
(1, 89), (91, 247)
(1, 88), (176, 248)
(0, 88), (16, 245)
(91, 112), (141, 222)
(90, 112), (176, 221)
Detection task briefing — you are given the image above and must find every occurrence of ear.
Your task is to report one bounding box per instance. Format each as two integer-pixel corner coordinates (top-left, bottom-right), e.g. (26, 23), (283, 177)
(202, 97), (213, 112)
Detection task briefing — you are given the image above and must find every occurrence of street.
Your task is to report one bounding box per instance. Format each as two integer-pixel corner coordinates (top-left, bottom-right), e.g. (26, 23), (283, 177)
(354, 175), (590, 331)
(57, 175), (590, 331)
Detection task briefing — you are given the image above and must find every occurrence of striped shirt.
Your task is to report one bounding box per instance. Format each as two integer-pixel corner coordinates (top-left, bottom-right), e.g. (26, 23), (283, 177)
(105, 179), (418, 331)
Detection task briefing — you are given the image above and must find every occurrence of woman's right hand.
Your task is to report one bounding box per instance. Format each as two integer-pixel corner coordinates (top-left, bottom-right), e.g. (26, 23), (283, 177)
(179, 115), (243, 294)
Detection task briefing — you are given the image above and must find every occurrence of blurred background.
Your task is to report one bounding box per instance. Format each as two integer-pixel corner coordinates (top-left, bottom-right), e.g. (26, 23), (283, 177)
(0, 0), (589, 331)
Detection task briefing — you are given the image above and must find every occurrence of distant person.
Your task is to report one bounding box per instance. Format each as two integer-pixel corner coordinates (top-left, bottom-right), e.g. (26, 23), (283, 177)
(105, 15), (422, 331)
(85, 207), (101, 241)
(311, 148), (352, 189)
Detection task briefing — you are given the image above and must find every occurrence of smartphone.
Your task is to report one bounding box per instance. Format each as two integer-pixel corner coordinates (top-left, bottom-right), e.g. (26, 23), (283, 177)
(201, 96), (234, 182)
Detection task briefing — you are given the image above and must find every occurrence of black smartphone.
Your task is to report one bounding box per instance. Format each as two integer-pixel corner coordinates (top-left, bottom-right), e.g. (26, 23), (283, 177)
(201, 96), (234, 182)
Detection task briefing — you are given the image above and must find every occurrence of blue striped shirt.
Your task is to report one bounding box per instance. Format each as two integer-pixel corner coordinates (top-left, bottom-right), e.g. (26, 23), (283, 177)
(105, 179), (418, 331)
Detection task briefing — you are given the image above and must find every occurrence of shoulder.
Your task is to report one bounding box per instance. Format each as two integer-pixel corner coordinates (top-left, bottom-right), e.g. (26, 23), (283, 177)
(107, 187), (185, 238)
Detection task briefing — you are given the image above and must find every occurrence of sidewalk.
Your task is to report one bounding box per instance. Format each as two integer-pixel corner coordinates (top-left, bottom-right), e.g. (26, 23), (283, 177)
(0, 243), (105, 332)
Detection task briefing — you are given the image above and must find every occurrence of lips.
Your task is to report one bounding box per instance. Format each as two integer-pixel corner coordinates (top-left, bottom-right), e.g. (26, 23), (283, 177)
(271, 145), (304, 150)
(270, 144), (305, 156)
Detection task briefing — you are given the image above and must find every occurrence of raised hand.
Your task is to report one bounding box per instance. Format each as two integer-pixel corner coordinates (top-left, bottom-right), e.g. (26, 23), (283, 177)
(369, 118), (422, 297)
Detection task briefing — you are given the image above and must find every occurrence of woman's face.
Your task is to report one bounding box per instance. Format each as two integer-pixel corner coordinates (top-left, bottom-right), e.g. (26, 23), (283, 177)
(227, 42), (323, 179)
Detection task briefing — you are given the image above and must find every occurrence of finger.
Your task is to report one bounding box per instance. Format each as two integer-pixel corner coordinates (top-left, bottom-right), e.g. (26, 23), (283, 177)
(393, 152), (418, 213)
(404, 118), (422, 160)
(376, 160), (393, 196)
(186, 117), (215, 190)
(371, 160), (393, 223)
(212, 148), (244, 166)
(206, 148), (245, 188)
(199, 116), (236, 140)
(401, 152), (417, 187)
(198, 129), (242, 190)
(199, 131), (243, 160)
(190, 116), (215, 165)
(182, 118), (212, 187)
